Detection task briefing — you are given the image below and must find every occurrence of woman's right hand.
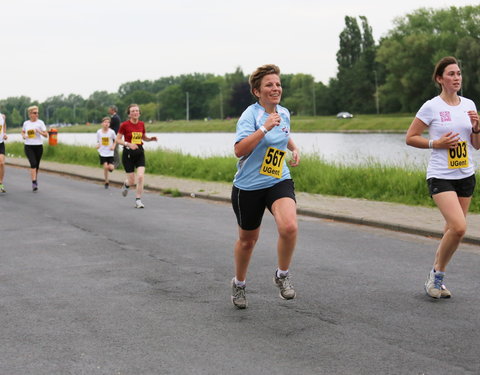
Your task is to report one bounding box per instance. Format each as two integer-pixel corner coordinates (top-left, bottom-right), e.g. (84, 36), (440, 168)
(263, 113), (281, 131)
(436, 131), (460, 149)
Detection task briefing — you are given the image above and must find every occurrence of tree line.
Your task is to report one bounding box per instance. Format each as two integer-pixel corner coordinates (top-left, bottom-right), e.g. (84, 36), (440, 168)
(1, 5), (479, 127)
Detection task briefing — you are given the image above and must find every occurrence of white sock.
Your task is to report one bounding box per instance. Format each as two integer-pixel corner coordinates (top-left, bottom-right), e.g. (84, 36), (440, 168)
(234, 277), (245, 287)
(277, 268), (289, 278)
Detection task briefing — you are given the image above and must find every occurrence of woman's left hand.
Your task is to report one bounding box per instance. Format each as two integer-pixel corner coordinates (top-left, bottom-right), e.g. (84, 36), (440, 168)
(289, 149), (300, 167)
(468, 110), (479, 129)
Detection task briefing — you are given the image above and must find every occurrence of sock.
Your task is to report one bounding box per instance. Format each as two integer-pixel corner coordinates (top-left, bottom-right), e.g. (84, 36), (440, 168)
(32, 180), (37, 184)
(277, 268), (289, 278)
(136, 198), (141, 201)
(234, 277), (245, 287)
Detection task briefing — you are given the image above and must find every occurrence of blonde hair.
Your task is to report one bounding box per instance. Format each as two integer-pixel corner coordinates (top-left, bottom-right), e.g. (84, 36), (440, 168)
(249, 64), (281, 97)
(102, 116), (111, 122)
(28, 105), (39, 114)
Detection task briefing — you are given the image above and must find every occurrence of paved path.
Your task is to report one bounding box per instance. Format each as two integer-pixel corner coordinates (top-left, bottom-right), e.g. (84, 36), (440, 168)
(2, 166), (480, 374)
(6, 157), (480, 245)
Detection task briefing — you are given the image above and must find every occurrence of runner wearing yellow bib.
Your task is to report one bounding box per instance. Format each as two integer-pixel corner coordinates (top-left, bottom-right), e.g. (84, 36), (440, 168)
(96, 117), (117, 189)
(0, 112), (7, 193)
(116, 104), (157, 208)
(21, 106), (48, 192)
(230, 64), (301, 309)
(406, 56), (480, 300)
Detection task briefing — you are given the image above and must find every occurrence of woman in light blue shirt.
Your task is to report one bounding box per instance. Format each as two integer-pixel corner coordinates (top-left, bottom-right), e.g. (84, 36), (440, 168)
(230, 64), (300, 309)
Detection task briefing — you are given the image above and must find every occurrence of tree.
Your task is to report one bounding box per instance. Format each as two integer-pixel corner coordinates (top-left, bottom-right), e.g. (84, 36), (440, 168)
(10, 108), (23, 127)
(333, 16), (378, 114)
(376, 5), (480, 112)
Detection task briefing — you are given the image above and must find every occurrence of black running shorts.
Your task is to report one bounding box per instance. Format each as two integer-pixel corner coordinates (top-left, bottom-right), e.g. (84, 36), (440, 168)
(231, 179), (296, 230)
(122, 146), (145, 173)
(427, 174), (476, 197)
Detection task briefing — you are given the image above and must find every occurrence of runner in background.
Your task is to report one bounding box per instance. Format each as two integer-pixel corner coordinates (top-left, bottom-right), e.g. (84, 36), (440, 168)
(0, 113), (7, 192)
(96, 117), (117, 189)
(21, 106), (48, 192)
(115, 104), (157, 208)
(108, 105), (121, 168)
(406, 56), (480, 299)
(230, 64), (300, 309)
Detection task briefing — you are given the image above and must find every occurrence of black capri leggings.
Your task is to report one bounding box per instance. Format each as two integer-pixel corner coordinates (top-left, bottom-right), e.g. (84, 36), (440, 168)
(24, 144), (43, 169)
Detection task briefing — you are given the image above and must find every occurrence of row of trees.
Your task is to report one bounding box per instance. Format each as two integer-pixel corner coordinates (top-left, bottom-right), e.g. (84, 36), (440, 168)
(1, 5), (479, 127)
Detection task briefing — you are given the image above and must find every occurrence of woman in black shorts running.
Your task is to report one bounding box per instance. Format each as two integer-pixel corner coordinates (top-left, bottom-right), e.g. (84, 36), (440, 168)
(230, 64), (300, 309)
(21, 106), (48, 191)
(116, 104), (157, 208)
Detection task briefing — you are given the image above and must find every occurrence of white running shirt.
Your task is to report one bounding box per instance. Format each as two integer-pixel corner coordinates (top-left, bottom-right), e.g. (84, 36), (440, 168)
(416, 96), (477, 179)
(0, 113), (4, 144)
(96, 128), (116, 157)
(23, 120), (47, 145)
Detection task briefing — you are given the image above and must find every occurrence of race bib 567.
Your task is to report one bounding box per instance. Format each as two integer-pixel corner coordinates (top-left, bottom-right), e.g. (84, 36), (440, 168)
(260, 147), (286, 178)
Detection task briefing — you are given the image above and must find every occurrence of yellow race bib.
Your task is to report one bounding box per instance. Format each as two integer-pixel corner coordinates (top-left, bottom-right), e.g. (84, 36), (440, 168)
(27, 129), (35, 138)
(101, 137), (109, 146)
(448, 141), (469, 169)
(131, 132), (142, 144)
(260, 147), (286, 178)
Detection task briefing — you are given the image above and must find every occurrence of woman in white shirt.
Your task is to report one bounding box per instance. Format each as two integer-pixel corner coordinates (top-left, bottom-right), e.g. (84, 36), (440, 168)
(21, 106), (48, 191)
(406, 56), (480, 299)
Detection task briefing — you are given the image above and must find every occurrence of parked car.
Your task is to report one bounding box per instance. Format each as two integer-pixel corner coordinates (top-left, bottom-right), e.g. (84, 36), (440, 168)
(336, 112), (353, 119)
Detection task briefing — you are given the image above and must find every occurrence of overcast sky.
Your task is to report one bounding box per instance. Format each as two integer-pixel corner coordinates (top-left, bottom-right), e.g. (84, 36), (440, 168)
(2, 0), (477, 101)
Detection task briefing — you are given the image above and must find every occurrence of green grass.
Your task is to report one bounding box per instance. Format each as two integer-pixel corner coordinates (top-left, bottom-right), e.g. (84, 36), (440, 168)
(13, 114), (415, 134)
(9, 141), (480, 212)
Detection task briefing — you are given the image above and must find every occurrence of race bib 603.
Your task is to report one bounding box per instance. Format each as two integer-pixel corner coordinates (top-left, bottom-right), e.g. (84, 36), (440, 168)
(448, 141), (469, 169)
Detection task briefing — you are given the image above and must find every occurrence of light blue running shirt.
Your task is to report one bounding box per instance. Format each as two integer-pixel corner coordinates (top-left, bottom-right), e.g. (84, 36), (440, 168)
(233, 102), (292, 191)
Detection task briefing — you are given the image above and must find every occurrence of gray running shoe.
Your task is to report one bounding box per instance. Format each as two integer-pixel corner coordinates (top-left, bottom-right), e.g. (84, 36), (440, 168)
(121, 182), (129, 197)
(231, 278), (247, 309)
(32, 182), (38, 192)
(135, 199), (145, 209)
(274, 271), (296, 300)
(0, 183), (5, 193)
(440, 284), (452, 298)
(424, 270), (443, 299)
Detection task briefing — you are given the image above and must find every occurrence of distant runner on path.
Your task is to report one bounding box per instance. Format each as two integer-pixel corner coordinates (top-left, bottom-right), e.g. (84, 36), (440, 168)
(0, 112), (7, 192)
(21, 106), (48, 192)
(116, 104), (157, 209)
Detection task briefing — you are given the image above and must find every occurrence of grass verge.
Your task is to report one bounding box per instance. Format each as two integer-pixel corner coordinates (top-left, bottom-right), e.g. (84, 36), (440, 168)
(7, 142), (480, 212)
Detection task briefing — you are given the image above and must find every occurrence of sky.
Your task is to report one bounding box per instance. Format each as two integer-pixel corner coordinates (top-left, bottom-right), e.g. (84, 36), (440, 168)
(2, 0), (478, 102)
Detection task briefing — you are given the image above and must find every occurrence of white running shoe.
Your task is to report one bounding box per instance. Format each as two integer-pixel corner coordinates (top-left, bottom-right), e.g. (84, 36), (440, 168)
(135, 199), (145, 209)
(231, 278), (247, 309)
(424, 270), (443, 299)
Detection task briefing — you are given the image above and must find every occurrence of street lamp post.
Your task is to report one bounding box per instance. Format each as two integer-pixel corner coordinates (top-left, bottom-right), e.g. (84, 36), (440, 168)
(186, 91), (190, 121)
(373, 70), (379, 115)
(312, 84), (316, 116)
(46, 105), (55, 124)
(219, 89), (224, 119)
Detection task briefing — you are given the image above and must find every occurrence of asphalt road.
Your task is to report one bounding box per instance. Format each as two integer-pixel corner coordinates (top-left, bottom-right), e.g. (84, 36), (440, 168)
(1, 166), (480, 375)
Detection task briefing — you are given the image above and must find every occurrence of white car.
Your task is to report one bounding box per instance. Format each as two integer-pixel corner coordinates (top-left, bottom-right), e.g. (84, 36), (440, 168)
(336, 112), (353, 119)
